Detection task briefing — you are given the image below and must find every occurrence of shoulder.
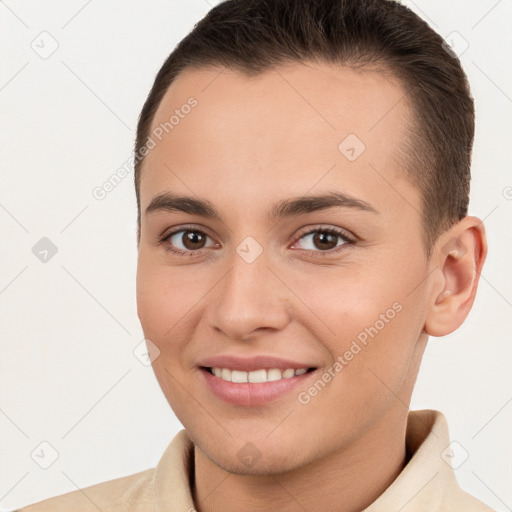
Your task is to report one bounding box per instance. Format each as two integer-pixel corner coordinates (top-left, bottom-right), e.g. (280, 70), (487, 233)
(16, 467), (155, 512)
(446, 487), (498, 512)
(446, 490), (496, 512)
(16, 429), (193, 512)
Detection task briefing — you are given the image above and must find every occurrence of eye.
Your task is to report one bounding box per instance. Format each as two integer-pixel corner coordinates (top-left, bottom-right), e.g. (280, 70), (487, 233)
(159, 225), (356, 258)
(291, 226), (355, 255)
(159, 227), (218, 256)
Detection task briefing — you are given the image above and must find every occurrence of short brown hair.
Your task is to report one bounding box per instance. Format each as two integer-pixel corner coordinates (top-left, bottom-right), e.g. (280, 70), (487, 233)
(134, 0), (474, 254)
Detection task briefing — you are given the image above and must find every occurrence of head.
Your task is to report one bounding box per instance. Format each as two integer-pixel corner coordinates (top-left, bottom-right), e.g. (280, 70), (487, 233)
(135, 0), (486, 476)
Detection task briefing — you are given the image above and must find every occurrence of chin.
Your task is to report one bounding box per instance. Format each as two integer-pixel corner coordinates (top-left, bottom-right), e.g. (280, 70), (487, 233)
(194, 430), (315, 477)
(206, 445), (309, 476)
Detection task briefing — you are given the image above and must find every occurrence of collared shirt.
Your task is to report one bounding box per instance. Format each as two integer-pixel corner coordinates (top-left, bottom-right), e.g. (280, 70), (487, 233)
(19, 409), (496, 511)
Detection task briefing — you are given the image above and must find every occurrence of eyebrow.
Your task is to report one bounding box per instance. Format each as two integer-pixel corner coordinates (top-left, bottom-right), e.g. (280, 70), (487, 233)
(144, 191), (379, 221)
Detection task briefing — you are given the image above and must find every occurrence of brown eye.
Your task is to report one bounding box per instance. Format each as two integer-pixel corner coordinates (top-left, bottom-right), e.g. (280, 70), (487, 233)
(163, 228), (217, 255)
(292, 227), (354, 255)
(311, 231), (339, 250)
(181, 230), (207, 250)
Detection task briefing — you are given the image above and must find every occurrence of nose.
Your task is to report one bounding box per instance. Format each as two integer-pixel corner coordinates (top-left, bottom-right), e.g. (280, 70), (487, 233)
(206, 250), (290, 341)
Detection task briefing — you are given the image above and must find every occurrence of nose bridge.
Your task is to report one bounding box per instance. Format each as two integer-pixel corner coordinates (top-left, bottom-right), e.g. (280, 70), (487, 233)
(207, 245), (289, 340)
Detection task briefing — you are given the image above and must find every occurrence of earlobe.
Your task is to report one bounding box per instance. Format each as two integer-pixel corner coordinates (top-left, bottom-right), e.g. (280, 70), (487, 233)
(424, 216), (487, 337)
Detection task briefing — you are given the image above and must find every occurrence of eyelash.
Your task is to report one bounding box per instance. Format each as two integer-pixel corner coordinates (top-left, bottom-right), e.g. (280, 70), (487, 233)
(158, 225), (356, 258)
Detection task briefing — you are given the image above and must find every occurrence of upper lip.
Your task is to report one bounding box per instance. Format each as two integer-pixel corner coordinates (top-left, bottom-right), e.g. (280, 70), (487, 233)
(198, 355), (317, 372)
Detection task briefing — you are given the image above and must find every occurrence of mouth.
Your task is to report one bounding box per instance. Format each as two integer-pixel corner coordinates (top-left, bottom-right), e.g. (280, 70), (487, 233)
(199, 364), (318, 406)
(201, 366), (316, 383)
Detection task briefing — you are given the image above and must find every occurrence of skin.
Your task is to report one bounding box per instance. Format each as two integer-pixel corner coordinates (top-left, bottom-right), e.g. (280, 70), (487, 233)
(136, 61), (487, 512)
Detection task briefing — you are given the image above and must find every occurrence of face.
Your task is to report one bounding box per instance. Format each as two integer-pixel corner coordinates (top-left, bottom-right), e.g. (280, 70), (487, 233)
(136, 61), (434, 475)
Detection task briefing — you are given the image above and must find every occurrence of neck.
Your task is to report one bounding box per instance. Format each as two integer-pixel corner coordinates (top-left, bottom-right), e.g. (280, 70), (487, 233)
(192, 403), (408, 512)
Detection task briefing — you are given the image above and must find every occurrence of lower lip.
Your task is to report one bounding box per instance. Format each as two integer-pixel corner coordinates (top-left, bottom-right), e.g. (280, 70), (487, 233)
(200, 368), (316, 407)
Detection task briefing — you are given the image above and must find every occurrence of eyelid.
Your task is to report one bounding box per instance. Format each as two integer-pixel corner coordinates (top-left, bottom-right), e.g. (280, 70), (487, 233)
(293, 224), (356, 244)
(159, 224), (218, 254)
(160, 223), (214, 241)
(160, 223), (356, 242)
(159, 223), (357, 256)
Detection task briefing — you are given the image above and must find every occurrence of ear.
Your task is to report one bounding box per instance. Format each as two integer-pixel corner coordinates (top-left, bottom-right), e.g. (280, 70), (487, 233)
(424, 216), (488, 337)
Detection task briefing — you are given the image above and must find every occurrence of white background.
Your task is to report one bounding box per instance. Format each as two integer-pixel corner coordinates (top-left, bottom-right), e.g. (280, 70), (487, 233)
(0, 1), (511, 510)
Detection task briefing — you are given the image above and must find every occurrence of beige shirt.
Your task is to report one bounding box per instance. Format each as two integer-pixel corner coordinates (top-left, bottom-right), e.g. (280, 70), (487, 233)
(19, 409), (496, 511)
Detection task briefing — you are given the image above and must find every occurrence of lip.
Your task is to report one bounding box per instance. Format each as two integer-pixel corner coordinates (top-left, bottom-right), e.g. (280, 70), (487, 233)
(198, 354), (316, 372)
(198, 365), (318, 408)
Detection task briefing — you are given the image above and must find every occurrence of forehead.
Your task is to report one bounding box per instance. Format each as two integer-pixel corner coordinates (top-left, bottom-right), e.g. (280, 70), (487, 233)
(141, 61), (417, 221)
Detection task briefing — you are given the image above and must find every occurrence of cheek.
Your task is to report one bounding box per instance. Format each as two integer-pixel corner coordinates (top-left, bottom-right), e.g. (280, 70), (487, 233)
(137, 255), (196, 328)
(136, 258), (202, 414)
(291, 296), (423, 451)
(290, 259), (427, 398)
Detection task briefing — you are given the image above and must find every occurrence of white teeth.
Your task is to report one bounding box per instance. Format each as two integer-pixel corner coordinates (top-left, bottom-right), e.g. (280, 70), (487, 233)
(267, 368), (282, 381)
(248, 369), (267, 383)
(210, 367), (310, 383)
(231, 370), (248, 383)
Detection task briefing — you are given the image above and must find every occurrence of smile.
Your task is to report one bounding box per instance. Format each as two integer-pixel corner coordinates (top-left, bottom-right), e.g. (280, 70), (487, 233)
(200, 365), (318, 406)
(205, 367), (312, 383)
